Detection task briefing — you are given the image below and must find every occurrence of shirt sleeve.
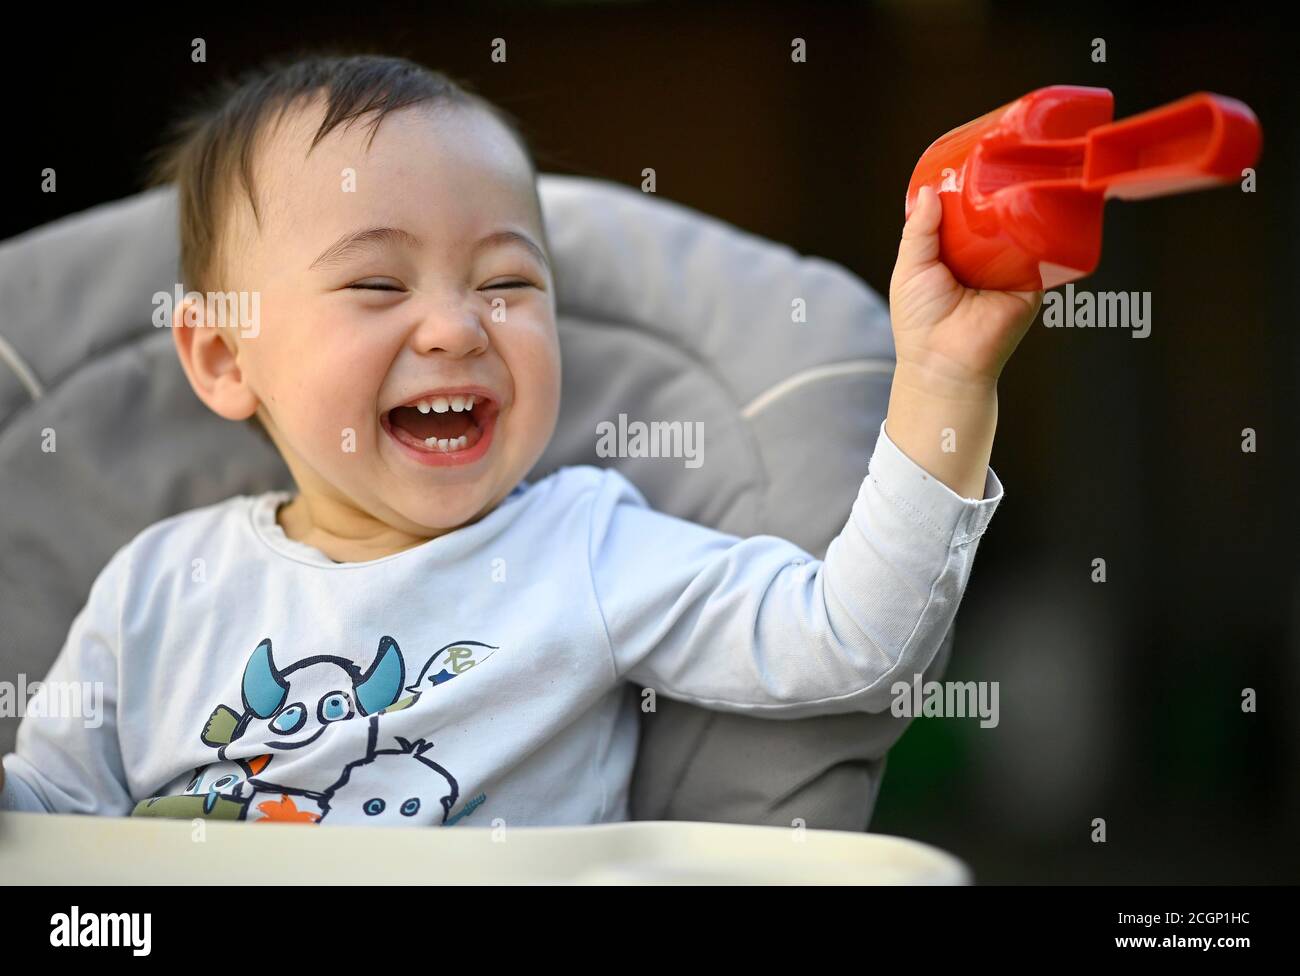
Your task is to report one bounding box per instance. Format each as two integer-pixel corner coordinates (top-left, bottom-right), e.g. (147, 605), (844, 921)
(0, 542), (134, 815)
(588, 419), (1003, 718)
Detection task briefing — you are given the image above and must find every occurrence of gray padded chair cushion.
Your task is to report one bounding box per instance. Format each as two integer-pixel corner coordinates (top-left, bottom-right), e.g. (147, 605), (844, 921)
(0, 174), (949, 830)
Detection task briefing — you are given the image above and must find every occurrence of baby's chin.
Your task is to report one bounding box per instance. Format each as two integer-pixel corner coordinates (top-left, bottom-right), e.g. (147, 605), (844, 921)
(378, 473), (514, 537)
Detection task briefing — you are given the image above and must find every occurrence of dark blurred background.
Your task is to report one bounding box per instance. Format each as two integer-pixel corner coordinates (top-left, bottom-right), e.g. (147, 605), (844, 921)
(5, 0), (1296, 882)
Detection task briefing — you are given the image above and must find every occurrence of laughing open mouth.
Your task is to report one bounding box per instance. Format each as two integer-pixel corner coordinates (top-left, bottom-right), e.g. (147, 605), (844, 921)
(382, 390), (500, 457)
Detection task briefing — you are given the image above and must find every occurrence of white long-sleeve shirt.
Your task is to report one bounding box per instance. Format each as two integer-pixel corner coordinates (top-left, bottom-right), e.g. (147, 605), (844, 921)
(0, 421), (1002, 827)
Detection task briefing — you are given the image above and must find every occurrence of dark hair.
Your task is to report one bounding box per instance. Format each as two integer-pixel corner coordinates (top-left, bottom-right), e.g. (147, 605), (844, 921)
(145, 50), (545, 446)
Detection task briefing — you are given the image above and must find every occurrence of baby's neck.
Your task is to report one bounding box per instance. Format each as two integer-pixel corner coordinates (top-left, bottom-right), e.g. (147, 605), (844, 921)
(275, 494), (437, 563)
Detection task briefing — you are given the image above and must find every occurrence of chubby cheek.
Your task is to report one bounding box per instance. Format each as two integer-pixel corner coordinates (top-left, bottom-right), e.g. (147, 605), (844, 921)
(299, 396), (368, 462)
(303, 362), (384, 460)
(259, 337), (386, 462)
(507, 327), (562, 444)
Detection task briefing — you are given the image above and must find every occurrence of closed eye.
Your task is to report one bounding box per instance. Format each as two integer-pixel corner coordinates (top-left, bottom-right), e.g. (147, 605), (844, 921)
(348, 282), (403, 292)
(346, 281), (532, 292)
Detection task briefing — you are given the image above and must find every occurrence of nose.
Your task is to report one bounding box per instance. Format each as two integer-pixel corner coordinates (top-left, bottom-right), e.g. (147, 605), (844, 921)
(408, 292), (490, 358)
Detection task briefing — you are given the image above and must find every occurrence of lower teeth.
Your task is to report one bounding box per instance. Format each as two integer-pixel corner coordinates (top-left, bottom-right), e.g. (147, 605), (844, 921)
(424, 434), (469, 452)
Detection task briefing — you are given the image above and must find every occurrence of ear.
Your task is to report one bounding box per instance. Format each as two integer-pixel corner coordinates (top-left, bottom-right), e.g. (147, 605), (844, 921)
(171, 294), (260, 422)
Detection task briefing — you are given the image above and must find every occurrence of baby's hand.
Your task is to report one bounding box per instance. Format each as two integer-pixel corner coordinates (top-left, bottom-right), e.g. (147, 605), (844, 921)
(889, 184), (1042, 394)
(882, 185), (1042, 499)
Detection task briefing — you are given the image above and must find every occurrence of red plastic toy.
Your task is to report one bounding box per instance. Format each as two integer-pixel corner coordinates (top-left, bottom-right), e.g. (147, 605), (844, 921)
(905, 86), (1262, 291)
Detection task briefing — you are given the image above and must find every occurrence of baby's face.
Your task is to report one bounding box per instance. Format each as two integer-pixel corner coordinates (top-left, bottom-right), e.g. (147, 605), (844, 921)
(232, 99), (559, 536)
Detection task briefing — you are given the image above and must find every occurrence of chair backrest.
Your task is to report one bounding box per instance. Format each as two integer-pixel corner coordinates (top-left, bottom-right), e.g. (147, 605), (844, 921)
(0, 174), (946, 829)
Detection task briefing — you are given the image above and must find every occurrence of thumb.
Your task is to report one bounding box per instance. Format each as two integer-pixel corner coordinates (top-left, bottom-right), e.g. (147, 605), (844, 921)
(896, 184), (943, 274)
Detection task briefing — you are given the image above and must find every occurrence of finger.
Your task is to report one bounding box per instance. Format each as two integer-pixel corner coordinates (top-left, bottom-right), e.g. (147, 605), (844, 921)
(896, 184), (943, 272)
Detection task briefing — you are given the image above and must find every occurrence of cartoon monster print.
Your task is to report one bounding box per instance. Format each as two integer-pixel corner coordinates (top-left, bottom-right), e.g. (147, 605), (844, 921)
(200, 635), (413, 779)
(179, 757), (261, 810)
(405, 640), (499, 693)
(133, 634), (493, 823)
(132, 757), (260, 820)
(315, 714), (460, 826)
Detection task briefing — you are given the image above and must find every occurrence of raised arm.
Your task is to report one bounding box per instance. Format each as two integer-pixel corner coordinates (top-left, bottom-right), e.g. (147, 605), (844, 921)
(589, 422), (1002, 719)
(590, 184), (1039, 719)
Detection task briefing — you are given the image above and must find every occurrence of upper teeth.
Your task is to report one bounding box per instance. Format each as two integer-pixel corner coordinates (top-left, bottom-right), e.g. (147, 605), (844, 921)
(414, 394), (476, 414)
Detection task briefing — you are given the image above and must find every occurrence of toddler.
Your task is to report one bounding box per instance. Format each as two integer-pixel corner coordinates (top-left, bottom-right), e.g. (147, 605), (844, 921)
(0, 54), (1037, 826)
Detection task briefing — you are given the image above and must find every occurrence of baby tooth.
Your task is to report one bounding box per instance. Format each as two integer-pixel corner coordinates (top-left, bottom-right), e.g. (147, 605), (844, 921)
(465, 395), (476, 409)
(416, 401), (431, 414)
(431, 397), (450, 413)
(421, 433), (470, 452)
(451, 395), (466, 412)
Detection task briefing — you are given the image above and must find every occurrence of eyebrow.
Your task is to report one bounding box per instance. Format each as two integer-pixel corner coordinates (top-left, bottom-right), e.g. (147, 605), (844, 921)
(309, 226), (551, 273)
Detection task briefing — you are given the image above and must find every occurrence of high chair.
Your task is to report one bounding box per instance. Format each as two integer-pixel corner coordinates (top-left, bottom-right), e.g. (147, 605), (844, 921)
(0, 174), (958, 834)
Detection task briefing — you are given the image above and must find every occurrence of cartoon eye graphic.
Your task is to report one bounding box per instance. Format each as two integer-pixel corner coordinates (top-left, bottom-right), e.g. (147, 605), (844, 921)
(211, 775), (240, 790)
(184, 771), (202, 793)
(364, 798), (386, 816)
(318, 691), (353, 724)
(270, 703), (307, 734)
(400, 798), (421, 817)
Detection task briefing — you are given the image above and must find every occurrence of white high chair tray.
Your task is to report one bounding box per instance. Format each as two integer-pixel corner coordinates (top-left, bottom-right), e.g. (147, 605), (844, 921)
(0, 811), (969, 884)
